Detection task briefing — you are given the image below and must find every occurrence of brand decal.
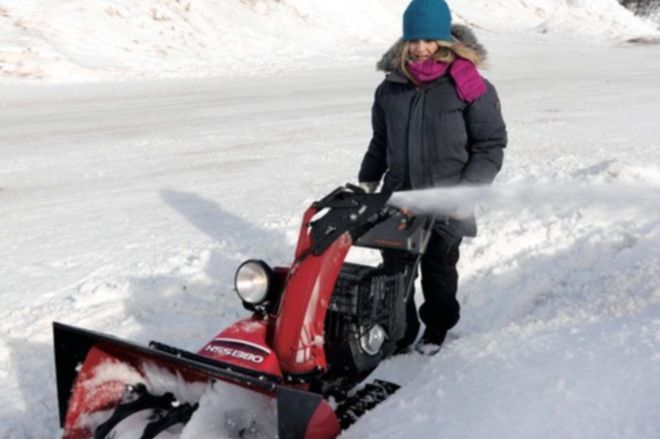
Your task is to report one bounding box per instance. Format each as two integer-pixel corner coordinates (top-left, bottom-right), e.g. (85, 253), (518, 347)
(204, 344), (265, 364)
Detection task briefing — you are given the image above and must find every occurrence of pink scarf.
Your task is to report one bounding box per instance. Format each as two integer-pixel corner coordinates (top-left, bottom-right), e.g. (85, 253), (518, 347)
(407, 58), (487, 103)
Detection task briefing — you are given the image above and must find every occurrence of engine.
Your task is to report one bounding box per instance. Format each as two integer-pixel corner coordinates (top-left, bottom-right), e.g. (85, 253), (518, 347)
(323, 260), (414, 391)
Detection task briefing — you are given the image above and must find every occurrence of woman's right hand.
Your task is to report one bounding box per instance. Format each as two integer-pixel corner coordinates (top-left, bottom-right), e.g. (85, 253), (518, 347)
(358, 182), (378, 193)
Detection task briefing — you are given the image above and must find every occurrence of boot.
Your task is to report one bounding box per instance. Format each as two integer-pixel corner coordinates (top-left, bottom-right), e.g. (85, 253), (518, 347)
(415, 328), (447, 356)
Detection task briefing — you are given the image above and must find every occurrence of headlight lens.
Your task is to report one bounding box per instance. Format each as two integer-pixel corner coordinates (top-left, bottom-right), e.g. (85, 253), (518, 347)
(234, 260), (272, 305)
(360, 324), (387, 355)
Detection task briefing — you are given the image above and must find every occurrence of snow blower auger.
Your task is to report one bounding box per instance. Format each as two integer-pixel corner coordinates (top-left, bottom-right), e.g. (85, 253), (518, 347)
(53, 184), (435, 439)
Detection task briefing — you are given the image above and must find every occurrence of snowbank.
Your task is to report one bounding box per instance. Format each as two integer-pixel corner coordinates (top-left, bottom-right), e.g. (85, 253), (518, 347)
(0, 0), (657, 82)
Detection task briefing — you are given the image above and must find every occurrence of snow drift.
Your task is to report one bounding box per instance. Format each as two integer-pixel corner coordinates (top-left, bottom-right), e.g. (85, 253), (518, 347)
(0, 0), (657, 82)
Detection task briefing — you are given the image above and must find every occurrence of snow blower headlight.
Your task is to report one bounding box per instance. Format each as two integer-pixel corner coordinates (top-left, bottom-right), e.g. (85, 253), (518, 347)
(234, 260), (273, 305)
(360, 324), (387, 356)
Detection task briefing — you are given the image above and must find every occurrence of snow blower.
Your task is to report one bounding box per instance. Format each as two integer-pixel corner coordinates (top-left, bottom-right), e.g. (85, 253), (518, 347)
(53, 184), (435, 438)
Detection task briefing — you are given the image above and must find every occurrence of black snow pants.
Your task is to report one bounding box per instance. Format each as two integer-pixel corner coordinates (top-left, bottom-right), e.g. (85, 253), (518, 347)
(391, 230), (462, 348)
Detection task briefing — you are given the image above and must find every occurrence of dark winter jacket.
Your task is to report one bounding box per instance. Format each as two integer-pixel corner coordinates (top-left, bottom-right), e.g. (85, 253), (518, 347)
(358, 25), (507, 237)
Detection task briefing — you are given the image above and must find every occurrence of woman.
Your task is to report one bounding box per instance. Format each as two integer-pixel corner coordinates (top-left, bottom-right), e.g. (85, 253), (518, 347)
(358, 0), (507, 354)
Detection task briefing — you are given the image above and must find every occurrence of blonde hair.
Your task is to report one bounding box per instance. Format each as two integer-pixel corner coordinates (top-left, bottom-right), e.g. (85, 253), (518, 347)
(396, 40), (485, 82)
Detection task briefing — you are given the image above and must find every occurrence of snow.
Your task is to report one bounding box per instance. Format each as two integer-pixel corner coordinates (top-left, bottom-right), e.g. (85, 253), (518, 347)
(1, 0), (658, 82)
(181, 380), (277, 439)
(1, 0), (660, 438)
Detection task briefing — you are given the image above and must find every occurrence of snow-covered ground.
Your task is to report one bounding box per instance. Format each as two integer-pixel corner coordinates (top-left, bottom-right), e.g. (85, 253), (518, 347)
(1, 0), (660, 438)
(1, 0), (659, 82)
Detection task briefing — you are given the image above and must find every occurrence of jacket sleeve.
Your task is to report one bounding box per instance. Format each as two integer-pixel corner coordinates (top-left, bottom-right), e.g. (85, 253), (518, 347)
(358, 86), (388, 183)
(461, 80), (507, 185)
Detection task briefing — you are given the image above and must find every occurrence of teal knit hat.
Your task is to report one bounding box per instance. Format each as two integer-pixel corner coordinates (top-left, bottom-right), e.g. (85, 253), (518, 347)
(403, 0), (452, 42)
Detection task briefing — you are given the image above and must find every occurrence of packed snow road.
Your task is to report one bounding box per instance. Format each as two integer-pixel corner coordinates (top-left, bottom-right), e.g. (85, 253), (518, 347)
(1, 37), (659, 438)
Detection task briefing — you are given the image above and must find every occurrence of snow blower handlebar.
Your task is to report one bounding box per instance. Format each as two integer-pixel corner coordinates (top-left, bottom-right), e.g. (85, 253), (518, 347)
(306, 184), (435, 256)
(293, 184), (392, 260)
(309, 185), (394, 255)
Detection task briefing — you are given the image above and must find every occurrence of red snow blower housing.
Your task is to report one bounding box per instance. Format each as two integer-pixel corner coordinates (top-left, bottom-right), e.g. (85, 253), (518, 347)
(53, 184), (435, 439)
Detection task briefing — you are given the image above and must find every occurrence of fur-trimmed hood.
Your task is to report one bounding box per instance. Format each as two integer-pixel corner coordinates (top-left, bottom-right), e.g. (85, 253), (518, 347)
(376, 24), (487, 73)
